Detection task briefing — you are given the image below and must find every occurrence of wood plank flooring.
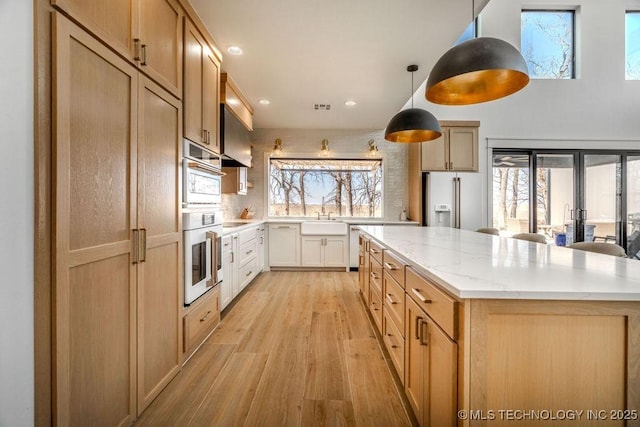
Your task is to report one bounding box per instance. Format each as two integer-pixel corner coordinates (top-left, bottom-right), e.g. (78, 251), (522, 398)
(135, 271), (414, 426)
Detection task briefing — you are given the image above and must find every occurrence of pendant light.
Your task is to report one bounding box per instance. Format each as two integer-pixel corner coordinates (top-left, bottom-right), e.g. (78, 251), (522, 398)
(425, 0), (529, 105)
(384, 65), (442, 143)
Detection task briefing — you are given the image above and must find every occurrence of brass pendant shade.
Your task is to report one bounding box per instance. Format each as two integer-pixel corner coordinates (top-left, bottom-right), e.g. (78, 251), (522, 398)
(384, 108), (442, 143)
(385, 65), (442, 143)
(425, 37), (529, 105)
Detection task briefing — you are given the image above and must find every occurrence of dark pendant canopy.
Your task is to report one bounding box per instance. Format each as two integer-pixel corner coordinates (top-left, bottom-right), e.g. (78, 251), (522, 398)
(425, 37), (529, 105)
(385, 65), (442, 143)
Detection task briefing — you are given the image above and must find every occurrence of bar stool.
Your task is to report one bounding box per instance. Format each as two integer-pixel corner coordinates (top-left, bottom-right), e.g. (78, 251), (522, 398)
(567, 242), (627, 257)
(512, 233), (546, 243)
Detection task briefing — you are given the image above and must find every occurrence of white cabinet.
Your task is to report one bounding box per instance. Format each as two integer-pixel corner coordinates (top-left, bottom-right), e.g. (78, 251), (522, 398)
(268, 223), (300, 267)
(257, 225), (265, 272)
(221, 234), (236, 310)
(301, 235), (347, 267)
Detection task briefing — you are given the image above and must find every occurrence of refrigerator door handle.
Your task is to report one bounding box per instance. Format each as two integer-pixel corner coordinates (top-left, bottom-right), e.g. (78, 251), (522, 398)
(453, 177), (461, 229)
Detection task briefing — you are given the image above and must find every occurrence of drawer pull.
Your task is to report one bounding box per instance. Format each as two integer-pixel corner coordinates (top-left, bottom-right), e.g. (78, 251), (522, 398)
(385, 293), (397, 305)
(384, 262), (398, 271)
(200, 310), (212, 322)
(370, 248), (379, 254)
(246, 271), (252, 277)
(246, 249), (253, 255)
(277, 225), (290, 229)
(411, 288), (432, 304)
(370, 271), (379, 280)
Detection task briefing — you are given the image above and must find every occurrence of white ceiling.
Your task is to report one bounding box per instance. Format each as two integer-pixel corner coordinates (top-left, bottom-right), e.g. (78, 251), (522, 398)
(190, 0), (485, 130)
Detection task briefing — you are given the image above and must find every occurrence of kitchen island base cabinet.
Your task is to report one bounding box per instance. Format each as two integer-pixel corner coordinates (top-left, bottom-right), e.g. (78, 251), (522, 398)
(468, 299), (640, 422)
(405, 292), (457, 427)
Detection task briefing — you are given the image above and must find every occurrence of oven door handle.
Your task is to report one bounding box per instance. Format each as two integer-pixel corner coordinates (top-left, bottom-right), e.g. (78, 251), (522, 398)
(206, 231), (220, 287)
(186, 160), (226, 176)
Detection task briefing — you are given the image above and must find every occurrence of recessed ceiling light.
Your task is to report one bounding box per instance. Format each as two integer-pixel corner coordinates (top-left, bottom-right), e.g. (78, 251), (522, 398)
(258, 99), (270, 105)
(227, 46), (243, 55)
(345, 100), (357, 107)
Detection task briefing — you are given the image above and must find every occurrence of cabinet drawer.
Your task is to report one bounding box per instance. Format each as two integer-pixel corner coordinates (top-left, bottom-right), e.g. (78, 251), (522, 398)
(369, 257), (383, 300)
(238, 256), (258, 289)
(183, 288), (220, 353)
(238, 239), (257, 265)
(383, 250), (406, 288)
(383, 309), (405, 383)
(406, 266), (457, 340)
(369, 287), (383, 333)
(383, 272), (405, 336)
(238, 226), (258, 245)
(369, 239), (385, 264)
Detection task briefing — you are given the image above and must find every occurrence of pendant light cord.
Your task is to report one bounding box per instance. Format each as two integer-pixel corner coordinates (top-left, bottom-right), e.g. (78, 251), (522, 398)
(411, 71), (414, 108)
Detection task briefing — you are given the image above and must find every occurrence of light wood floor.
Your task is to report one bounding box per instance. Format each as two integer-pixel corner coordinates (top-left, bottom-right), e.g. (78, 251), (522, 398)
(135, 271), (414, 426)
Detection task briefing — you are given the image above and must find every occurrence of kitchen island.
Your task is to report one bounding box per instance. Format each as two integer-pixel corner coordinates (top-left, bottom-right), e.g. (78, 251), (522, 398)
(358, 225), (640, 427)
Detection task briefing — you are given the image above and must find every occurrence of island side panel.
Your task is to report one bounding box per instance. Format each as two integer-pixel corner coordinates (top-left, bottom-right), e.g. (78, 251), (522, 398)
(469, 299), (640, 426)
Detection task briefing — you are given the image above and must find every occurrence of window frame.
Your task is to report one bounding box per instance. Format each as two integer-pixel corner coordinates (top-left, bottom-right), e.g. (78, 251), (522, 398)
(264, 153), (386, 219)
(521, 9), (577, 80)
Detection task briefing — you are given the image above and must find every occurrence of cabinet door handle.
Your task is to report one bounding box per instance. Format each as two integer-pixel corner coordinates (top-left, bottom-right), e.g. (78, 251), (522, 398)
(140, 44), (148, 66)
(415, 315), (423, 340)
(133, 38), (141, 61)
(202, 129), (208, 144)
(132, 229), (139, 264)
(384, 262), (398, 271)
(411, 288), (432, 304)
(200, 310), (212, 322)
(419, 319), (429, 346)
(385, 293), (397, 305)
(139, 228), (147, 262)
(230, 251), (234, 263)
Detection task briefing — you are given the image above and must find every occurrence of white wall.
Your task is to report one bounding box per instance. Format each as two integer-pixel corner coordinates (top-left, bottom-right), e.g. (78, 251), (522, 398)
(413, 0), (640, 230)
(0, 1), (34, 426)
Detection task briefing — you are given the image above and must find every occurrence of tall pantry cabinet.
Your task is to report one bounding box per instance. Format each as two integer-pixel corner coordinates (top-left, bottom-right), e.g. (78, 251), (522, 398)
(52, 12), (182, 425)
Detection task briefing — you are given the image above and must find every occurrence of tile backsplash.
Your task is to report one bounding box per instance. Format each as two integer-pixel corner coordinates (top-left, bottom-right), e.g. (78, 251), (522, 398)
(222, 128), (408, 221)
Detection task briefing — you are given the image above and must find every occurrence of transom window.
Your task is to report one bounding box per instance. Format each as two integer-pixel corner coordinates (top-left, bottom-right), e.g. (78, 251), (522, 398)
(268, 158), (383, 218)
(521, 10), (575, 79)
(626, 11), (640, 80)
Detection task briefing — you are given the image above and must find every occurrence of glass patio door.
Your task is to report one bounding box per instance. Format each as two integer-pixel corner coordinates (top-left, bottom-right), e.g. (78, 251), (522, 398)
(579, 154), (622, 245)
(535, 154), (574, 244)
(627, 156), (640, 259)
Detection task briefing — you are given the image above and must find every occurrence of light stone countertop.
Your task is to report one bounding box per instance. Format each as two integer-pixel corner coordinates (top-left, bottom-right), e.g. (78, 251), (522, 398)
(221, 218), (419, 235)
(359, 225), (640, 302)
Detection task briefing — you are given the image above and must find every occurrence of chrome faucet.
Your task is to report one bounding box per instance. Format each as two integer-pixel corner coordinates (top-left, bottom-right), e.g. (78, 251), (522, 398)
(317, 196), (330, 219)
(321, 196), (326, 215)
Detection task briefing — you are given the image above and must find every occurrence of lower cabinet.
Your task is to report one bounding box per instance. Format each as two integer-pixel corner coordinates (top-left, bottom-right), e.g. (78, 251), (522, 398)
(221, 234), (235, 310)
(268, 223), (300, 267)
(300, 235), (347, 267)
(183, 287), (220, 359)
(405, 295), (457, 427)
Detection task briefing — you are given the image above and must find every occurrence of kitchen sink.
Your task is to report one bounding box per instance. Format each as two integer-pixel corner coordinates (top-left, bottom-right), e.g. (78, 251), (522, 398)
(300, 220), (348, 235)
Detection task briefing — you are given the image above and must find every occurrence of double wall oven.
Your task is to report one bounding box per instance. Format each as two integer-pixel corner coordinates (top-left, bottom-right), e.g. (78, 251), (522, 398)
(183, 140), (223, 305)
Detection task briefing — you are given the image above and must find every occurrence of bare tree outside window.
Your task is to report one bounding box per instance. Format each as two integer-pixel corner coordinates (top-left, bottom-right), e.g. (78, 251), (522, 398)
(626, 12), (640, 80)
(268, 158), (383, 218)
(521, 10), (575, 79)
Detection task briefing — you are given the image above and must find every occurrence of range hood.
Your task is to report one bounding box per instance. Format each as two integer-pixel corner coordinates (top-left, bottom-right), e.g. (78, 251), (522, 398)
(220, 104), (252, 167)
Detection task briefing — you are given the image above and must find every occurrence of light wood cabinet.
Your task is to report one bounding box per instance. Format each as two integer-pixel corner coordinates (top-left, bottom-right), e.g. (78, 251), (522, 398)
(301, 235), (347, 267)
(268, 224), (301, 267)
(222, 167), (248, 195)
(405, 295), (457, 427)
(183, 286), (220, 358)
(183, 18), (221, 152)
(51, 0), (183, 98)
(420, 121), (479, 172)
(358, 235), (370, 305)
(221, 73), (254, 131)
(53, 13), (181, 423)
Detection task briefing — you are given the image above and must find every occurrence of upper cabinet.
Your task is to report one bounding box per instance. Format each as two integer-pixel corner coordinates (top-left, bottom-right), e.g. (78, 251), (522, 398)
(183, 18), (221, 153)
(51, 0), (183, 98)
(420, 121), (479, 172)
